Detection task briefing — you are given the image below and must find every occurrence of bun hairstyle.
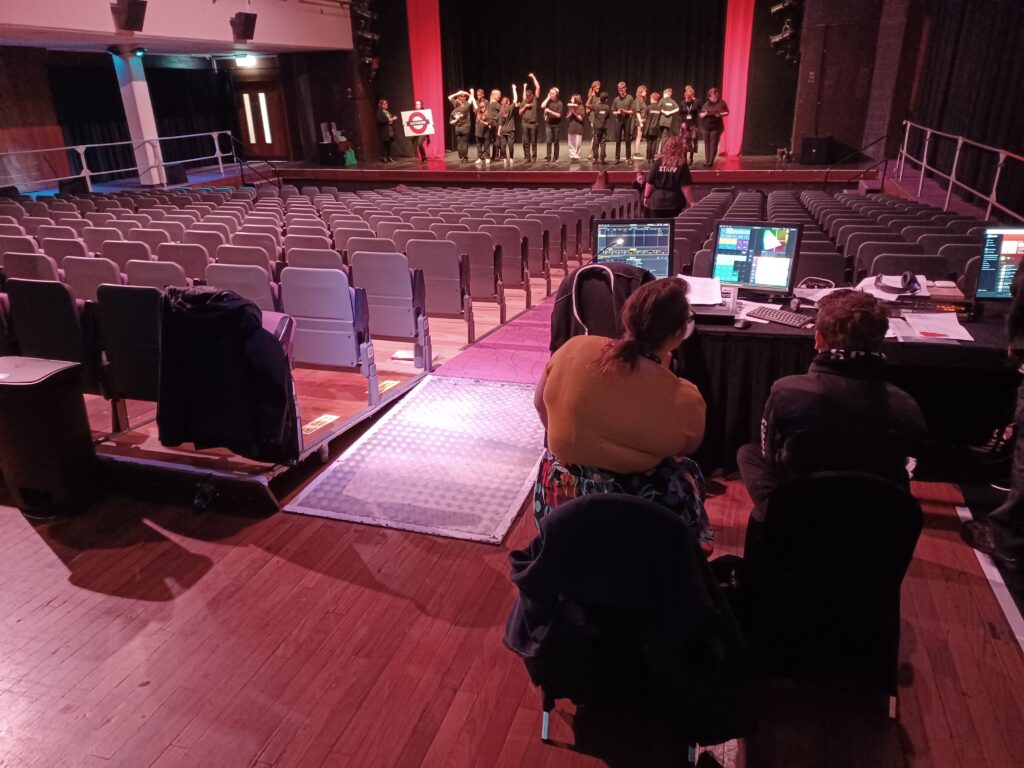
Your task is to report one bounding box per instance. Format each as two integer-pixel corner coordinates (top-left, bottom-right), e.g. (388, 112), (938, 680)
(595, 278), (691, 372)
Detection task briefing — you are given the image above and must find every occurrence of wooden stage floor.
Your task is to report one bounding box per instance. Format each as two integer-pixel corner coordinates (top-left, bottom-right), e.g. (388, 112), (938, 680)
(274, 151), (879, 188)
(0, 478), (1021, 767)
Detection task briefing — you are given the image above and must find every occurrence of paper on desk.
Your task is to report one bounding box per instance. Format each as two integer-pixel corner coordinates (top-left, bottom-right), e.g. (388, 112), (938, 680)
(886, 318), (916, 340)
(856, 275), (931, 300)
(902, 312), (974, 341)
(681, 275), (724, 306)
(794, 285), (848, 305)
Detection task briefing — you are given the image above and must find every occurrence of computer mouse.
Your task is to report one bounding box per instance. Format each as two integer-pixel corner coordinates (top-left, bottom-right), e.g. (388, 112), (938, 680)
(733, 318), (752, 330)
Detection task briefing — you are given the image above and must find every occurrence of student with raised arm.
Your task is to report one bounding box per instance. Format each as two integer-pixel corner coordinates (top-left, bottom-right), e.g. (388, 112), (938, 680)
(497, 86), (517, 163)
(516, 72), (541, 163)
(448, 88), (473, 163)
(542, 86), (564, 163)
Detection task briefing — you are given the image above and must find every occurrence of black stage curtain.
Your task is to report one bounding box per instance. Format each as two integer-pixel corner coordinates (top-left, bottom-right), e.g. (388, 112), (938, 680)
(440, 0), (727, 111)
(909, 0), (1024, 219)
(145, 64), (238, 170)
(47, 53), (135, 181)
(741, 0), (798, 156)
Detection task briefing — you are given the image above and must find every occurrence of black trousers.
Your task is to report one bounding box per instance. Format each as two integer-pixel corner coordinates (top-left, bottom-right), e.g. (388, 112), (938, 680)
(412, 135), (428, 161)
(476, 129), (492, 160)
(646, 134), (660, 161)
(545, 123), (562, 160)
(649, 206), (682, 219)
(736, 442), (777, 523)
(613, 118), (631, 160)
(592, 129), (607, 162)
(499, 133), (515, 159)
(522, 124), (538, 160)
(380, 139), (393, 161)
(703, 127), (723, 164)
(456, 133), (470, 160)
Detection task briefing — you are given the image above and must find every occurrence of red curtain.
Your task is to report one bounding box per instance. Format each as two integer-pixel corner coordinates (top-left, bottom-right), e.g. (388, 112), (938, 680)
(406, 0), (445, 159)
(721, 0), (756, 156)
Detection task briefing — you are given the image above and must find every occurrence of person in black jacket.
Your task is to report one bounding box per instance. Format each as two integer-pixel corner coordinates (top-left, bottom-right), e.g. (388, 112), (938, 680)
(699, 87), (729, 167)
(962, 263), (1024, 569)
(376, 99), (398, 163)
(642, 135), (695, 218)
(737, 290), (926, 545)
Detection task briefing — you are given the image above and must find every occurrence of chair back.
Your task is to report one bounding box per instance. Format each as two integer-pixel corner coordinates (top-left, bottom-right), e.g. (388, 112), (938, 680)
(126, 259), (190, 289)
(4, 252), (61, 281)
(280, 266), (364, 368)
(350, 251), (418, 338)
(287, 248), (345, 270)
(6, 278), (94, 378)
(216, 244), (274, 275)
(41, 237), (88, 264)
(158, 243), (212, 279)
(451, 231), (499, 299)
(869, 254), (949, 281)
(102, 240), (153, 271)
(82, 226), (124, 255)
(63, 256), (123, 301)
(205, 263), (277, 311)
(407, 239), (465, 315)
(96, 284), (161, 401)
(1, 234), (40, 258)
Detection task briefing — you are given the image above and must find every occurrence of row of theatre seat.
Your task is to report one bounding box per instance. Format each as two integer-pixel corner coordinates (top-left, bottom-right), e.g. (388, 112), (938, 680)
(686, 190), (991, 290)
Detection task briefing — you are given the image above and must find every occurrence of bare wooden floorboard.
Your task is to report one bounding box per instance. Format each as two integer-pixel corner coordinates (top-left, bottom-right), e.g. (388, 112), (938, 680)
(0, 478), (1021, 768)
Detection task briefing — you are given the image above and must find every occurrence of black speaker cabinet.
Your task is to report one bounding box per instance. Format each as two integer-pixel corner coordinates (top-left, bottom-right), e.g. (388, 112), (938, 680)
(111, 0), (147, 32)
(800, 136), (832, 165)
(58, 177), (90, 195)
(165, 165), (188, 185)
(231, 12), (258, 41)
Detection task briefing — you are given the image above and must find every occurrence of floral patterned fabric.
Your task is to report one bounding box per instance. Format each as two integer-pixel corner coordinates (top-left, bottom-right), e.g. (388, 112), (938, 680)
(534, 450), (714, 549)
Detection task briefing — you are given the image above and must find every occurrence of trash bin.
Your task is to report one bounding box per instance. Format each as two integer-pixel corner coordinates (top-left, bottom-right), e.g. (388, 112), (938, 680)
(0, 357), (98, 516)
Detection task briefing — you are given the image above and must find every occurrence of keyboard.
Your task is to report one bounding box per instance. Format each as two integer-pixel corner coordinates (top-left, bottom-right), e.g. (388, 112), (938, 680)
(746, 305), (814, 328)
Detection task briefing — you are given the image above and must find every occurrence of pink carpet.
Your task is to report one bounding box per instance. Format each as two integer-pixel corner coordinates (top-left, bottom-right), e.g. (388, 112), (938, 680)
(434, 297), (554, 384)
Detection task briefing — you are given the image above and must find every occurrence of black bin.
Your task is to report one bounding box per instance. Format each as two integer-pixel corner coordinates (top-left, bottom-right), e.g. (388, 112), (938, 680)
(0, 357), (98, 516)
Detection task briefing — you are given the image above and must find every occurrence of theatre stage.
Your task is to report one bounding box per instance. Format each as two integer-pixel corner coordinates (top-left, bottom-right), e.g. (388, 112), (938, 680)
(269, 150), (880, 189)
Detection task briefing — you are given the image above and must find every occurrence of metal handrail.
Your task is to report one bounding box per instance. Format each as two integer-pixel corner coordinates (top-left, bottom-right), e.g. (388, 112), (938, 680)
(822, 129), (901, 190)
(225, 134), (282, 190)
(0, 130), (237, 191)
(897, 119), (1023, 221)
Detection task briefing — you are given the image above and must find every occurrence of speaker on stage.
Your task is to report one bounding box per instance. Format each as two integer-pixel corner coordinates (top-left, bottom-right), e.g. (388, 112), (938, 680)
(165, 165), (188, 185)
(110, 0), (147, 32)
(800, 136), (832, 165)
(0, 186), (20, 200)
(231, 12), (258, 41)
(58, 178), (90, 195)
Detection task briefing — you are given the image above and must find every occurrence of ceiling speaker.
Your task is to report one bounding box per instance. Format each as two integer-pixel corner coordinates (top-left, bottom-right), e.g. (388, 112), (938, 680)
(231, 12), (258, 41)
(110, 0), (148, 33)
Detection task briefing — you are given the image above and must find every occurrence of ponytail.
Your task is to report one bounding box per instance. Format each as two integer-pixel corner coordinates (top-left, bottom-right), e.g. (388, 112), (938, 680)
(594, 337), (645, 372)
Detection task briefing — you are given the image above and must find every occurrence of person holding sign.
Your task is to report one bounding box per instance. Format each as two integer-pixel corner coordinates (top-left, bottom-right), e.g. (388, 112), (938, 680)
(409, 99), (431, 162)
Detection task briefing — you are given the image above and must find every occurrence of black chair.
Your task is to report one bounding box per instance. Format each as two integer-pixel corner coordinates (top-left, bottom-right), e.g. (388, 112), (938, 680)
(743, 472), (922, 712)
(504, 493), (753, 762)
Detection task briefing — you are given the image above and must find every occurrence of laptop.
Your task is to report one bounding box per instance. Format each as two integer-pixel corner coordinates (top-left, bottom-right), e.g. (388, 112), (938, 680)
(592, 218), (676, 278)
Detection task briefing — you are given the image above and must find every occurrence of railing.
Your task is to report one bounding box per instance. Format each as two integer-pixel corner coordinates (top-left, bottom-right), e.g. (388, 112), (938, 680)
(0, 130), (237, 192)
(897, 119), (1023, 222)
(225, 134), (282, 191)
(822, 129), (900, 191)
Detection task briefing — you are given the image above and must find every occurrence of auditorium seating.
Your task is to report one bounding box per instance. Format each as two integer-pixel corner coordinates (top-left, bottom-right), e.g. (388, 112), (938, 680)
(205, 263), (280, 311)
(125, 259), (191, 289)
(406, 239), (475, 343)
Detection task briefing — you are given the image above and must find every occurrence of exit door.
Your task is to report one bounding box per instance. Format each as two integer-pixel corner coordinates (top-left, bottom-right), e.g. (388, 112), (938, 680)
(236, 83), (290, 160)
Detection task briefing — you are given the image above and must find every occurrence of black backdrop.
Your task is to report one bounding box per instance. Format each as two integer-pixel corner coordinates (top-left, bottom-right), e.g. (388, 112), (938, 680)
(741, 0), (797, 155)
(440, 0), (727, 105)
(909, 0), (1023, 218)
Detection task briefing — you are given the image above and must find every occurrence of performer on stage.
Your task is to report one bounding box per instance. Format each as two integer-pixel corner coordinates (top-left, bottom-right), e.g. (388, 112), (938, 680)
(610, 82), (635, 164)
(485, 89), (502, 163)
(542, 87), (564, 163)
(699, 87), (730, 167)
(448, 89), (472, 163)
(658, 87), (680, 148)
(376, 99), (398, 163)
(497, 87), (517, 163)
(566, 94), (585, 162)
(517, 73), (541, 163)
(410, 99), (430, 163)
(590, 91), (611, 164)
(645, 90), (662, 162)
(633, 84), (648, 160)
(473, 92), (490, 164)
(680, 85), (701, 166)
(585, 80), (601, 160)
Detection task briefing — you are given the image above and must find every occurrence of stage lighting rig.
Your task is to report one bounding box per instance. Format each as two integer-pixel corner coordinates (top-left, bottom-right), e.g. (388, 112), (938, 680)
(770, 0), (800, 14)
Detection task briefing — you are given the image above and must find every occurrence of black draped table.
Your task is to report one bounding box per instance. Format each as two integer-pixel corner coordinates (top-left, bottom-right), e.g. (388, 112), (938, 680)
(679, 318), (1018, 474)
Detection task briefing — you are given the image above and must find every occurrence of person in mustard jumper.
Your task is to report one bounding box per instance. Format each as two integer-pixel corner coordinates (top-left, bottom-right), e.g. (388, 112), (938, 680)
(533, 277), (713, 554)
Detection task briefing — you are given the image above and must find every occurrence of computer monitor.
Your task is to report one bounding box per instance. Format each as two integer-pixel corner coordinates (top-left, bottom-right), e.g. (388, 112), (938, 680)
(592, 218), (676, 278)
(975, 228), (1024, 300)
(711, 222), (802, 295)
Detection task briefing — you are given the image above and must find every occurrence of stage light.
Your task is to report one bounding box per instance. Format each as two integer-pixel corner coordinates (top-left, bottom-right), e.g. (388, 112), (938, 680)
(770, 20), (795, 47)
(770, 0), (800, 14)
(236, 54), (258, 68)
(132, 47), (147, 57)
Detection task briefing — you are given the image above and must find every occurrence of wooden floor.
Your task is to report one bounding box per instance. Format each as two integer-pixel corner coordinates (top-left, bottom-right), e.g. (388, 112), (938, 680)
(0, 477), (1021, 768)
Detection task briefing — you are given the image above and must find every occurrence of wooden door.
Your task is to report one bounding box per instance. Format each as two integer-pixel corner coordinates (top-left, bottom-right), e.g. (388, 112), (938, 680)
(236, 82), (290, 160)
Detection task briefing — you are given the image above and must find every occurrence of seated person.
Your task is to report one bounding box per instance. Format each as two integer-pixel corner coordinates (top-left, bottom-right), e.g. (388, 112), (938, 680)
(534, 278), (713, 553)
(737, 289), (926, 547)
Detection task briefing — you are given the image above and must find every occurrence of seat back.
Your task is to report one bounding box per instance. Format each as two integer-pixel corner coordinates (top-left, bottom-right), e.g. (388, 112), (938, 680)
(287, 248), (345, 270)
(351, 251), (418, 338)
(41, 237), (89, 264)
(102, 240), (152, 271)
(451, 231), (499, 299)
(82, 226), (124, 255)
(284, 233), (332, 255)
(1, 234), (40, 258)
(428, 223), (469, 240)
(183, 228), (226, 258)
(377, 221), (413, 240)
(157, 242), (212, 279)
(36, 224), (77, 241)
(345, 236), (397, 256)
(393, 229), (436, 252)
(125, 259), (190, 289)
(280, 266), (364, 368)
(749, 472), (922, 691)
(869, 254), (950, 281)
(216, 244), (273, 275)
(4, 252), (61, 281)
(6, 278), (91, 370)
(63, 256), (123, 301)
(0, 223), (25, 237)
(205, 263), (277, 311)
(131, 228), (172, 253)
(407, 239), (465, 315)
(794, 252), (847, 286)
(480, 224), (527, 289)
(95, 284), (162, 401)
(691, 249), (713, 278)
(152, 220), (187, 243)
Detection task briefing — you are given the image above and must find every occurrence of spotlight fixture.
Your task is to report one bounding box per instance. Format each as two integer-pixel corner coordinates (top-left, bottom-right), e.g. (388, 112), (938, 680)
(770, 0), (800, 14)
(132, 46), (147, 57)
(770, 21), (795, 47)
(236, 54), (258, 68)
